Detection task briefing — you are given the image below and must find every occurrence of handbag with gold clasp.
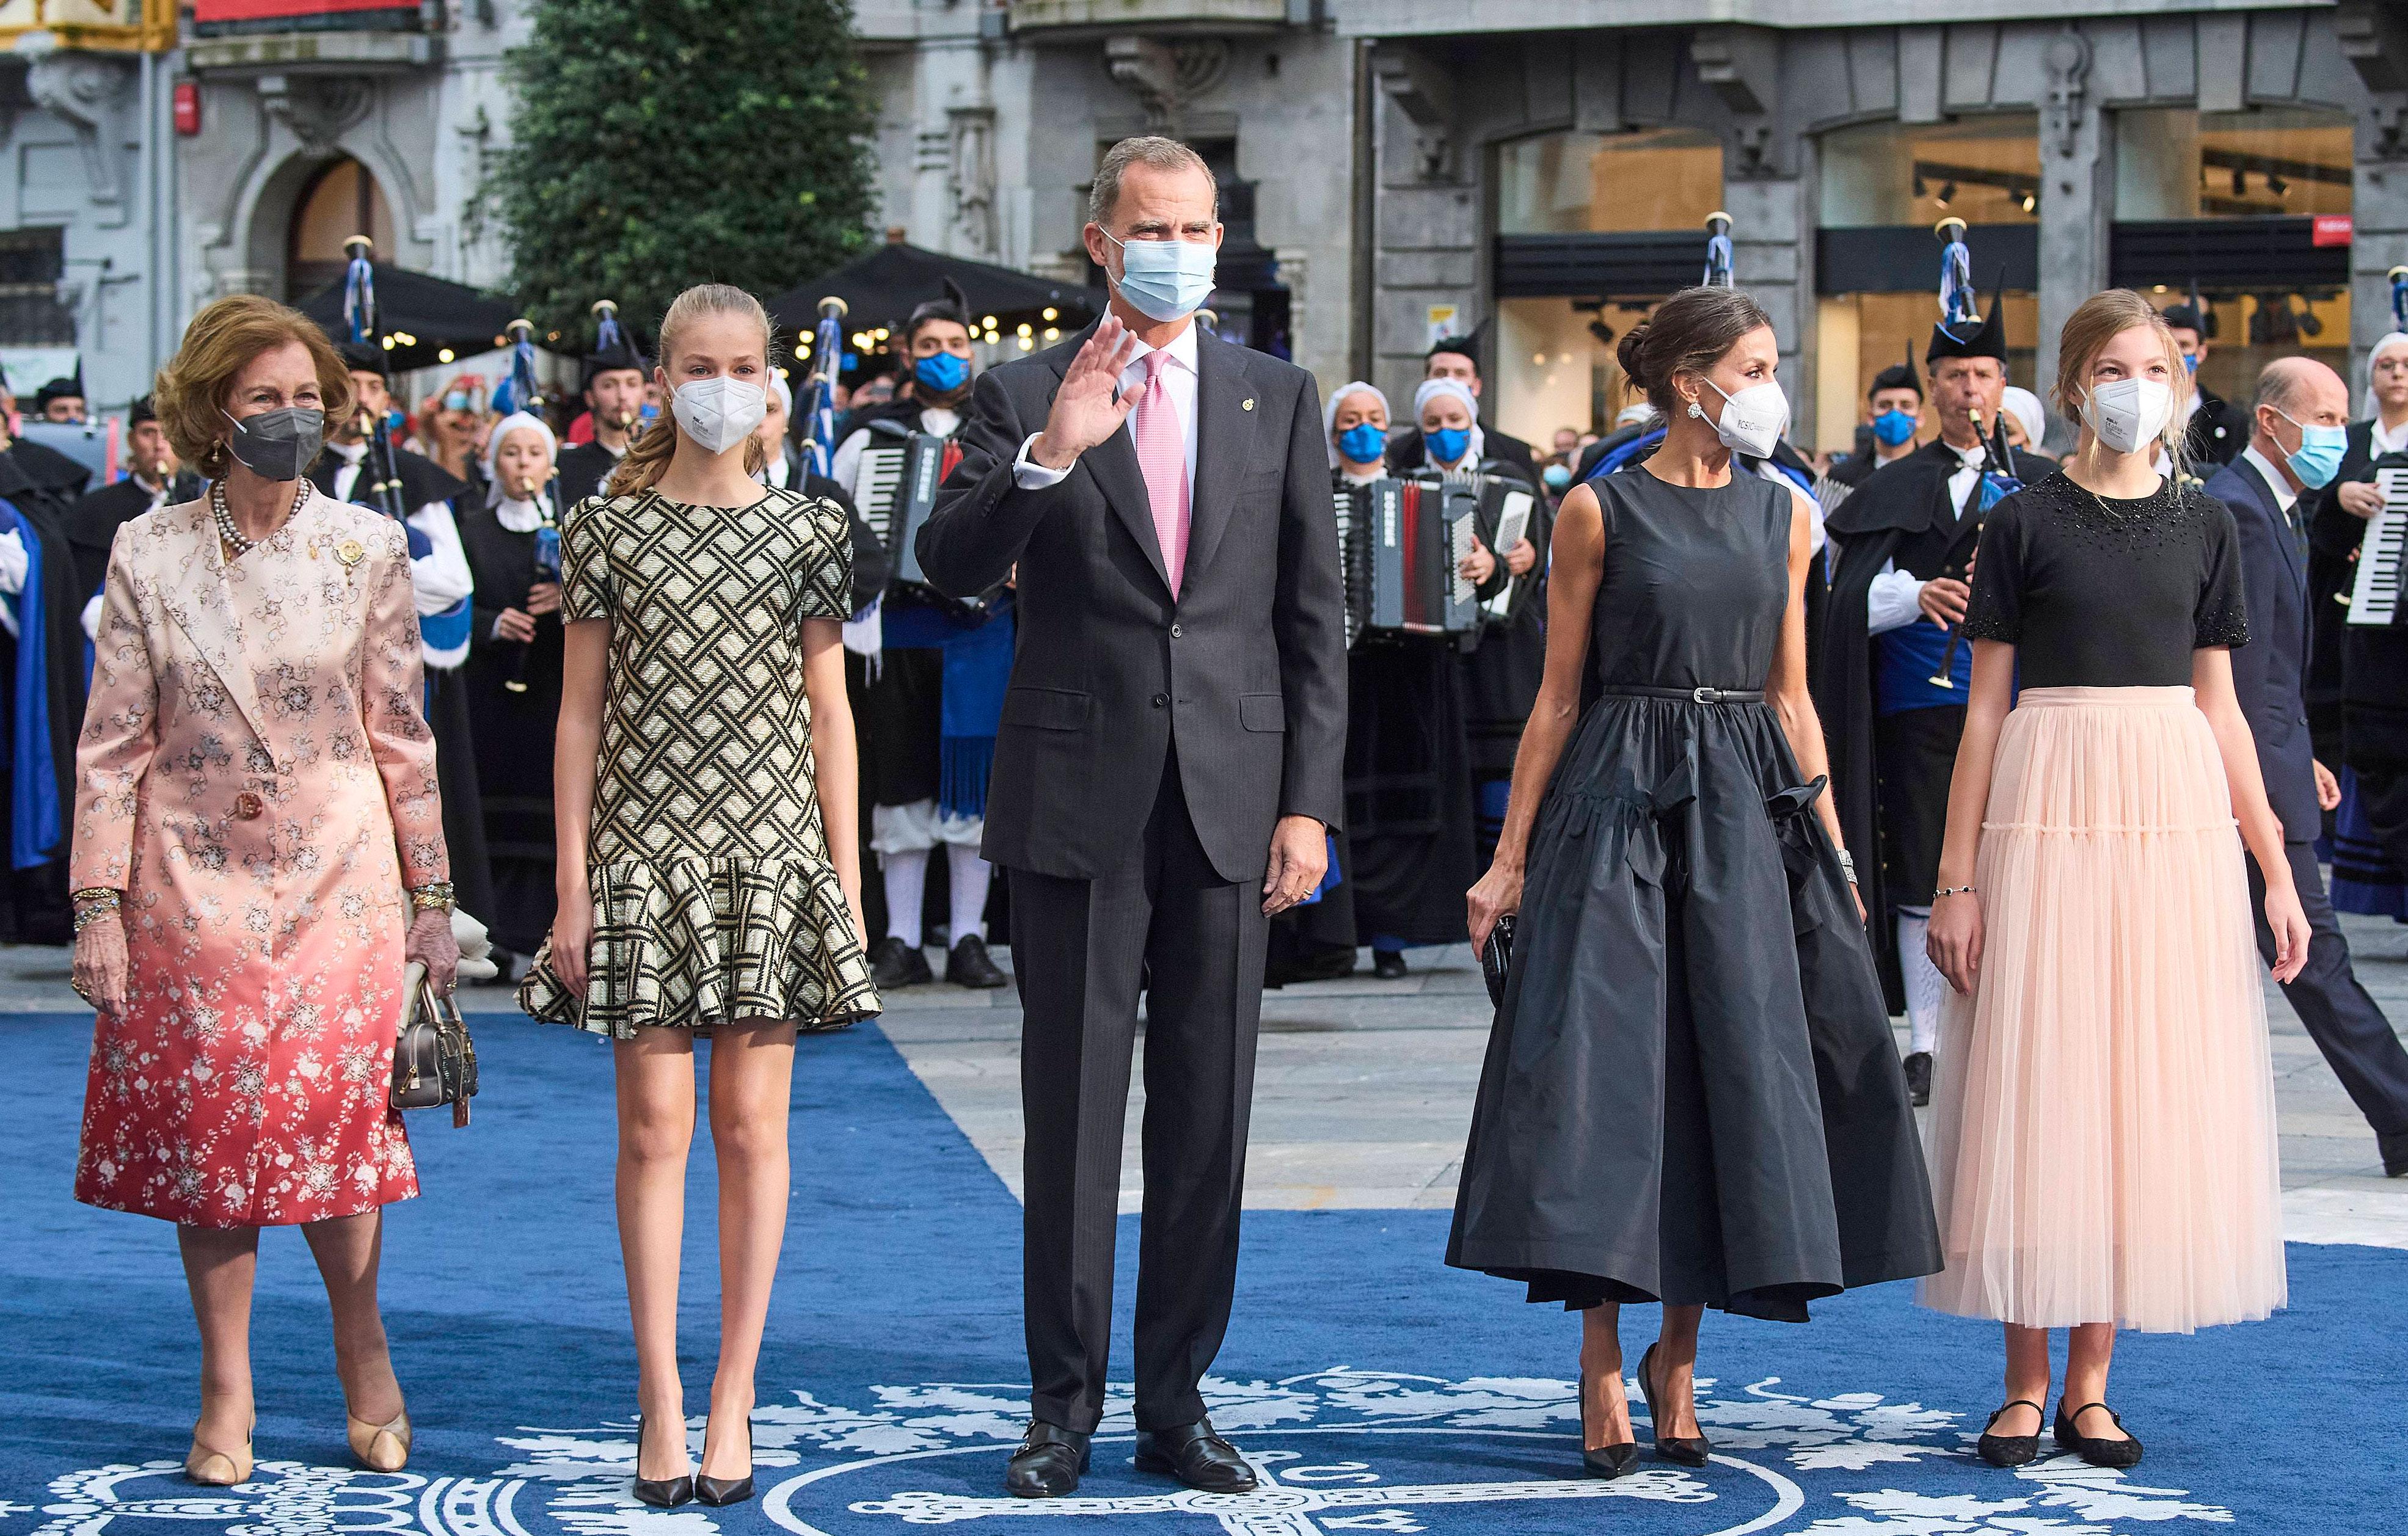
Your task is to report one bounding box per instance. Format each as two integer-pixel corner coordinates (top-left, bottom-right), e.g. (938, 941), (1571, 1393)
(390, 961), (478, 1127)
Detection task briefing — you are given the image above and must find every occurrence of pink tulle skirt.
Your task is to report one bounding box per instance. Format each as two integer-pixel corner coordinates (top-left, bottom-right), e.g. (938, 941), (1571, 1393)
(1919, 686), (2285, 1333)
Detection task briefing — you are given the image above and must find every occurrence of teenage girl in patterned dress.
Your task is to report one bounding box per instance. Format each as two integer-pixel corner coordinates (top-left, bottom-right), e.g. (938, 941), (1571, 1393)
(521, 284), (878, 1508)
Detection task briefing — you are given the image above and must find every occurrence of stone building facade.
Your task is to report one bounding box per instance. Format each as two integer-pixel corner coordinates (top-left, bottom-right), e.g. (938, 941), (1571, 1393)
(861, 1), (2408, 451)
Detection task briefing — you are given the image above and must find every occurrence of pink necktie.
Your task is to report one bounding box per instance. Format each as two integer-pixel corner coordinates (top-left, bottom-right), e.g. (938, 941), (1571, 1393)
(1132, 348), (1191, 595)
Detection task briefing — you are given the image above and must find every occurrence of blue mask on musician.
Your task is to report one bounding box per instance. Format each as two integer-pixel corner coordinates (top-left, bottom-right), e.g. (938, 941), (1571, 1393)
(1426, 426), (1472, 466)
(914, 351), (969, 394)
(2183, 352), (2201, 375)
(2277, 409), (2348, 489)
(444, 391), (472, 413)
(1872, 409), (1918, 447)
(1542, 462), (1572, 490)
(1337, 422), (1385, 465)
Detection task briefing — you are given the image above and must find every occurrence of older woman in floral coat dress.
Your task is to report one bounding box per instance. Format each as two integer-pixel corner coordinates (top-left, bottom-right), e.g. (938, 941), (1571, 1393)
(67, 295), (458, 1487)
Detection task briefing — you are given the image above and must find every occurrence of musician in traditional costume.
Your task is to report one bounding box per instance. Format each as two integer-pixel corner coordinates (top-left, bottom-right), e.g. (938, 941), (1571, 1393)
(0, 359), (90, 943)
(555, 304), (650, 509)
(835, 289), (1010, 991)
(2201, 357), (2408, 1179)
(308, 342), (494, 928)
(1411, 377), (1545, 877)
(33, 368), (86, 424)
(1388, 337), (1542, 486)
(1817, 232), (2017, 1107)
(2308, 323), (2408, 923)
(457, 411), (564, 972)
(1828, 346), (1924, 489)
(2162, 302), (2249, 468)
(66, 396), (201, 635)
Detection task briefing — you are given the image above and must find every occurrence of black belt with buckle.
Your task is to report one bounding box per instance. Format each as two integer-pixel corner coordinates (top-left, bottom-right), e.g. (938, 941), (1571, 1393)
(1601, 684), (1767, 705)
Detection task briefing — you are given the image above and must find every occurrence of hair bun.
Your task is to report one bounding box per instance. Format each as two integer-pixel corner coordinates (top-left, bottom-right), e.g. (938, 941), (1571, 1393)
(1616, 321), (1654, 392)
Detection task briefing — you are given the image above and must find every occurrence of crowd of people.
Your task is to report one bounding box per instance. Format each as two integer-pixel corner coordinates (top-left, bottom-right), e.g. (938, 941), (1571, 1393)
(20, 128), (2408, 1510)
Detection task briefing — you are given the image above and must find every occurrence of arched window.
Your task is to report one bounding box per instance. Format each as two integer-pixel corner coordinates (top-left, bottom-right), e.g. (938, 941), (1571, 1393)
(287, 156), (396, 302)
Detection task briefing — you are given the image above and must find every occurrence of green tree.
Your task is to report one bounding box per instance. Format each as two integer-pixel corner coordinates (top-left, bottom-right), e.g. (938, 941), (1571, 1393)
(483, 0), (877, 348)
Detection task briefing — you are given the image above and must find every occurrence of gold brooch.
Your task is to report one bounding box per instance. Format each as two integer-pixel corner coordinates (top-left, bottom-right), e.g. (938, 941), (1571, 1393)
(335, 539), (365, 569)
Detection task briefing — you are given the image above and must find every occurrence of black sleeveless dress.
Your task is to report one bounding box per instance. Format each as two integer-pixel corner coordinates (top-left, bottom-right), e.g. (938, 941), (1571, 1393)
(1446, 468), (1941, 1322)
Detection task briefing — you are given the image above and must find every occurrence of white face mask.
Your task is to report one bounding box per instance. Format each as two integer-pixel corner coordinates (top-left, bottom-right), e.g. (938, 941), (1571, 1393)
(1692, 377), (1789, 460)
(670, 376), (767, 454)
(2080, 377), (2172, 456)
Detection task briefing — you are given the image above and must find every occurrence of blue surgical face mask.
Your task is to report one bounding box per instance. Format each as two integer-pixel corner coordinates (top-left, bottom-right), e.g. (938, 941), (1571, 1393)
(914, 351), (969, 394)
(444, 391), (472, 413)
(1542, 462), (1572, 490)
(2182, 352), (2201, 375)
(1871, 408), (1917, 447)
(1337, 421), (1385, 465)
(1426, 426), (1472, 465)
(2277, 408), (2348, 489)
(1101, 229), (1217, 323)
(638, 399), (659, 422)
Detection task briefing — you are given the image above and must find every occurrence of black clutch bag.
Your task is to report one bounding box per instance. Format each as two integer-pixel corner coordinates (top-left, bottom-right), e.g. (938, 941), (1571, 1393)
(391, 965), (478, 1127)
(1480, 914), (1516, 1008)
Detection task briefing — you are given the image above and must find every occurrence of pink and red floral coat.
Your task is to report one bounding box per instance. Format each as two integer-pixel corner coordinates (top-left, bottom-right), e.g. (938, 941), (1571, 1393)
(71, 492), (448, 1228)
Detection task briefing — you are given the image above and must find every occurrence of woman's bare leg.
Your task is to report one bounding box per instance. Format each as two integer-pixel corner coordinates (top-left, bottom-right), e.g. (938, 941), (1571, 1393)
(2060, 1323), (2126, 1440)
(1577, 1303), (1632, 1448)
(1995, 1323), (2052, 1438)
(1647, 1304), (1706, 1438)
(616, 1028), (699, 1479)
(301, 1210), (404, 1425)
(178, 1226), (261, 1452)
(699, 1019), (796, 1480)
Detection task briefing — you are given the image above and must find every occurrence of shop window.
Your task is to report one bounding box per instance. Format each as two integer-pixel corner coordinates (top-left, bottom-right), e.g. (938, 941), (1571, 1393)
(1497, 128), (1723, 236)
(287, 156), (396, 303)
(1820, 116), (2041, 229)
(2115, 107), (2351, 221)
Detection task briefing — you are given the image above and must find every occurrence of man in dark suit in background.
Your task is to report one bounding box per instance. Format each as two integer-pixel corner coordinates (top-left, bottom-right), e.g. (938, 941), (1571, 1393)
(1387, 337), (1541, 483)
(2206, 355), (2408, 1177)
(919, 135), (1348, 1499)
(2164, 302), (2249, 468)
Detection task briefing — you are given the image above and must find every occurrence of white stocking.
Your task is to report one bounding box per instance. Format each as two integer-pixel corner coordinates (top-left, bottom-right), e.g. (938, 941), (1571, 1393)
(882, 848), (929, 950)
(947, 845), (993, 947)
(1895, 907), (1943, 1056)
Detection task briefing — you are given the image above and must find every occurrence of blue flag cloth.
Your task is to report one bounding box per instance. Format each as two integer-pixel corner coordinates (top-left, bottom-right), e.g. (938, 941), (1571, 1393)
(1, 501), (61, 869)
(937, 602), (1015, 823)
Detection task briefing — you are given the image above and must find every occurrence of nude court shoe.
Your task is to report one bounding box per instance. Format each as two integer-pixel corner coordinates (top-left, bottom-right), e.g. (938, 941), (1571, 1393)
(186, 1416), (255, 1487)
(348, 1409), (412, 1472)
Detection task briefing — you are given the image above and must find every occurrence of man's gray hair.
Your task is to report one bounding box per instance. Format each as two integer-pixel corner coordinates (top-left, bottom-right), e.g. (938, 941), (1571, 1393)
(1087, 136), (1217, 229)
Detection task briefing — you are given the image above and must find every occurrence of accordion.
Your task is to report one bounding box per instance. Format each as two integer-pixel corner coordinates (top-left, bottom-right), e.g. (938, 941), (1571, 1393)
(1339, 474), (1533, 645)
(850, 426), (977, 613)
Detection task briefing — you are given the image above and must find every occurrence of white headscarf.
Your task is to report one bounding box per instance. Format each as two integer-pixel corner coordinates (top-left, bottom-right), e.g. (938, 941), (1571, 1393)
(482, 411), (558, 508)
(770, 372), (794, 416)
(1412, 376), (1484, 469)
(2000, 387), (2047, 453)
(1324, 380), (1390, 469)
(2366, 332), (2408, 399)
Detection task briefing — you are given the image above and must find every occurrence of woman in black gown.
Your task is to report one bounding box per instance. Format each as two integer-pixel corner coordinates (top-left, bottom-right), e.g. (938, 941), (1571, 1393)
(458, 410), (566, 966)
(1450, 286), (1939, 1476)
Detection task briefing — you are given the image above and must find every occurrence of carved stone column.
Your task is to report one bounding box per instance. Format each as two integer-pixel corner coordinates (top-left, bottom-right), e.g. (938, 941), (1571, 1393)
(2033, 27), (2103, 395)
(1104, 35), (1229, 137)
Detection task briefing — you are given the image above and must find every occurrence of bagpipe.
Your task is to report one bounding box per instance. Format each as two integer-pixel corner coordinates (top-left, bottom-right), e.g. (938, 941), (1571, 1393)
(1927, 219), (2023, 688)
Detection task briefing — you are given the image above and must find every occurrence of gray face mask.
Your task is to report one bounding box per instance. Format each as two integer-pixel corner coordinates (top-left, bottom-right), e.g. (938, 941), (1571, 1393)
(221, 406), (325, 482)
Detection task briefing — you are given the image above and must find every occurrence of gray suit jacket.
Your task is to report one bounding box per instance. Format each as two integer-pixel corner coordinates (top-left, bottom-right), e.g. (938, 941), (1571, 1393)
(916, 325), (1348, 883)
(2206, 453), (2321, 843)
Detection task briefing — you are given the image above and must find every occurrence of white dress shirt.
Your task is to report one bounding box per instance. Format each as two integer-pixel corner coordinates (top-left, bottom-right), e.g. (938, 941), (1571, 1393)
(831, 404), (963, 493)
(1867, 439), (1986, 636)
(2373, 413), (2408, 457)
(1012, 321), (1200, 493)
(2241, 445), (2299, 519)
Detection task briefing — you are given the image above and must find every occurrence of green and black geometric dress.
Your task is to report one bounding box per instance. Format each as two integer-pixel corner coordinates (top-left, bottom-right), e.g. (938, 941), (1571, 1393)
(519, 486), (880, 1037)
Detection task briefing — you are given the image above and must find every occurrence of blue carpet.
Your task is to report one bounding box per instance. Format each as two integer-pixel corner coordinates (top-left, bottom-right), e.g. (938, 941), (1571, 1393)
(4, 1010), (2404, 1536)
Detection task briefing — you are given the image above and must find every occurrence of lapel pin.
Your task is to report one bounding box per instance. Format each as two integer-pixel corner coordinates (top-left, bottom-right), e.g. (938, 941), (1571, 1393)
(1242, 398), (1255, 411)
(335, 539), (365, 569)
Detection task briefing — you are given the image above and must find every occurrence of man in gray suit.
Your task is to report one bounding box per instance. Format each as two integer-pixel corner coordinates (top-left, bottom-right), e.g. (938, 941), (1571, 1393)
(918, 136), (1348, 1498)
(2205, 356), (2408, 1178)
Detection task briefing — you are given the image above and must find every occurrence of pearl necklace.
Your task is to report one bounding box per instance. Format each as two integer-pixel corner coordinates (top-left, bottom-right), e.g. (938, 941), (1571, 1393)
(212, 478), (308, 558)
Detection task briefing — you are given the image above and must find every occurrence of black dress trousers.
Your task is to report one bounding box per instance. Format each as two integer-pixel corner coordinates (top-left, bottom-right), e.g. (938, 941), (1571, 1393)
(2249, 841), (2408, 1138)
(1006, 745), (1269, 1435)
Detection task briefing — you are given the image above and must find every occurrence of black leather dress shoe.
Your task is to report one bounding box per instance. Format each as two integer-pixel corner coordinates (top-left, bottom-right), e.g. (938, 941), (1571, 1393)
(1004, 1422), (1089, 1498)
(2381, 1127), (2408, 1178)
(1133, 1418), (1256, 1493)
(946, 935), (1009, 988)
(632, 1414), (694, 1508)
(1371, 950), (1409, 980)
(1903, 1051), (1934, 1107)
(2054, 1401), (2143, 1468)
(870, 936), (933, 991)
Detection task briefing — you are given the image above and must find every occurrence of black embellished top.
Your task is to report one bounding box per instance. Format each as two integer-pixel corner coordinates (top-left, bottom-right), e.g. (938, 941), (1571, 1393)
(1961, 470), (2249, 688)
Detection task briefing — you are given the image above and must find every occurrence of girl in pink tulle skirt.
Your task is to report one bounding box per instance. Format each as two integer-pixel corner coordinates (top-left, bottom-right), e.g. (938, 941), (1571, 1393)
(1924, 291), (2310, 1471)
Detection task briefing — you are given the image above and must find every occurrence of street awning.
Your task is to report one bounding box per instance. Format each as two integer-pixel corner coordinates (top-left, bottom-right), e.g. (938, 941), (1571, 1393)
(768, 241), (1103, 365)
(296, 264), (531, 373)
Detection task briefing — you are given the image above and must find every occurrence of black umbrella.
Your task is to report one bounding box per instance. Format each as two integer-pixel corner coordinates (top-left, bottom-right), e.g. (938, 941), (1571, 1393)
(296, 263), (528, 374)
(767, 240), (1103, 370)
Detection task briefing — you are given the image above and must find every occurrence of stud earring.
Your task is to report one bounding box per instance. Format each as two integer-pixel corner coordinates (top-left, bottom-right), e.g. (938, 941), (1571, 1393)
(1688, 402), (1707, 420)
